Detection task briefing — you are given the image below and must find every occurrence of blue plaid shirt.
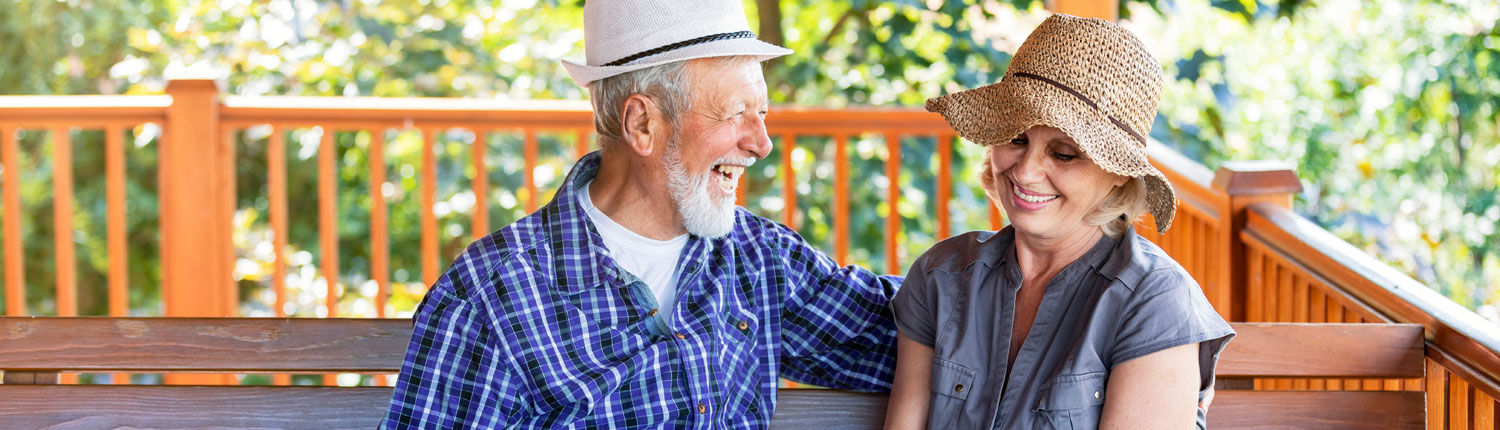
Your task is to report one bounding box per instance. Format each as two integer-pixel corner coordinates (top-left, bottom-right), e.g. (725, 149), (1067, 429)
(383, 152), (902, 429)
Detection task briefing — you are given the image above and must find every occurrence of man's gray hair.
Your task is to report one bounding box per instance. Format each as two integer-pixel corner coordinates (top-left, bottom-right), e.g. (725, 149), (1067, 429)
(586, 56), (756, 149)
(587, 61), (693, 148)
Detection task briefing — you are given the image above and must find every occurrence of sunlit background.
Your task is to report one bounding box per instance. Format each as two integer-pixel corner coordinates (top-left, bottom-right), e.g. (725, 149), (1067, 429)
(0, 0), (1495, 326)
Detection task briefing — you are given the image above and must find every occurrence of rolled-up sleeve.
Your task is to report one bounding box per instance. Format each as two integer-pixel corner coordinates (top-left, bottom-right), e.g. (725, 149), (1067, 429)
(890, 255), (939, 348)
(773, 222), (903, 392)
(1111, 267), (1236, 390)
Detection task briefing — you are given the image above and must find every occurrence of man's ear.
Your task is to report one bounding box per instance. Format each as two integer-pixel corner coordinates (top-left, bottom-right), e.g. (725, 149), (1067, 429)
(621, 94), (659, 157)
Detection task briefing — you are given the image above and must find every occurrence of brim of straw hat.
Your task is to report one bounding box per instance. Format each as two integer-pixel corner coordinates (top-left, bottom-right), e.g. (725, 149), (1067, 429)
(563, 38), (792, 87)
(926, 75), (1177, 234)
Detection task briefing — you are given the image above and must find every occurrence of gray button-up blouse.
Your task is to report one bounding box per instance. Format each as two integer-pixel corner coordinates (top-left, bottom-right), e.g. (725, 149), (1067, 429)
(892, 226), (1235, 429)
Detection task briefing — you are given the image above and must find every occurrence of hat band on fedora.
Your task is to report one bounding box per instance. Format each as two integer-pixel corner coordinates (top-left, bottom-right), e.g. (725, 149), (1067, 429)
(1012, 72), (1146, 146)
(603, 31), (758, 67)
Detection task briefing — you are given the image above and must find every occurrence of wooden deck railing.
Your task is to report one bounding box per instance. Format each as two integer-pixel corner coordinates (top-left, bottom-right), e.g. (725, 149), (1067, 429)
(1, 79), (1497, 427)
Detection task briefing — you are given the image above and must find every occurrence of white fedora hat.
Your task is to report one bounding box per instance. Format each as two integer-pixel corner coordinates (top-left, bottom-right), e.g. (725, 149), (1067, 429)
(562, 0), (793, 87)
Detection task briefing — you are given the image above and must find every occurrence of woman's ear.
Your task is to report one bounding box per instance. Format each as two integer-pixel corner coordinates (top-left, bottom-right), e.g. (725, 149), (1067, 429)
(621, 94), (658, 157)
(1112, 173), (1129, 188)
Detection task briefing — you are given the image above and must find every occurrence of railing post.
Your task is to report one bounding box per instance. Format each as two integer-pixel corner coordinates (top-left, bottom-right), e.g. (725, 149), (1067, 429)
(161, 79), (235, 318)
(1212, 161), (1302, 322)
(1051, 0), (1119, 21)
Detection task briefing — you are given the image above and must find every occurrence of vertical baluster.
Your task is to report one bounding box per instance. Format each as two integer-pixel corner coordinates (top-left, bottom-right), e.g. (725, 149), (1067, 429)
(318, 128), (339, 318)
(936, 134), (952, 240)
(107, 125), (130, 384)
(833, 134), (849, 266)
(1323, 298), (1343, 390)
(472, 130), (489, 240)
(884, 133), (901, 275)
(1427, 359), (1448, 430)
(523, 129), (538, 212)
(1246, 245), (1262, 322)
(1345, 308), (1366, 390)
(1308, 286), (1326, 391)
(3, 126), (24, 316)
(1473, 391), (1494, 430)
(1451, 377), (1471, 429)
(421, 128), (438, 287)
(575, 128), (591, 159)
(370, 129), (389, 319)
(781, 133), (797, 229)
(990, 201), (1003, 231)
(318, 128), (339, 387)
(268, 127), (291, 387)
(51, 127), (76, 317)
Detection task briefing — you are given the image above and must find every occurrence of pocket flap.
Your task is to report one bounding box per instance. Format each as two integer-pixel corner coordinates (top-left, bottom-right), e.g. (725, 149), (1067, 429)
(1037, 373), (1107, 410)
(929, 358), (977, 401)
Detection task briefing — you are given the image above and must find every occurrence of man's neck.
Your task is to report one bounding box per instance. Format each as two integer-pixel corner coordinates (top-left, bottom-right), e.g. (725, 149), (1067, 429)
(588, 152), (688, 240)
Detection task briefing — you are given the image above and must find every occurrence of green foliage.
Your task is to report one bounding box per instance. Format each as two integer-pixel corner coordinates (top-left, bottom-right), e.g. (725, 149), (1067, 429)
(1137, 0), (1500, 319)
(0, 0), (1495, 324)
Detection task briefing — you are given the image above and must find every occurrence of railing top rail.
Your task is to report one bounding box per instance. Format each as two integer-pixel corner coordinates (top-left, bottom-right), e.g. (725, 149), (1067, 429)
(219, 96), (953, 133)
(0, 95), (172, 124)
(1244, 202), (1500, 384)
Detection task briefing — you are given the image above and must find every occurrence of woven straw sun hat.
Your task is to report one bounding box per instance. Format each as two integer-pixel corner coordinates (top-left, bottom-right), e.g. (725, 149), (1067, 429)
(562, 0), (792, 87)
(926, 13), (1176, 234)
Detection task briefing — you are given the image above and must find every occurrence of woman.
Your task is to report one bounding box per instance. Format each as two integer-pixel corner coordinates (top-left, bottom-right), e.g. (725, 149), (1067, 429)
(885, 14), (1234, 429)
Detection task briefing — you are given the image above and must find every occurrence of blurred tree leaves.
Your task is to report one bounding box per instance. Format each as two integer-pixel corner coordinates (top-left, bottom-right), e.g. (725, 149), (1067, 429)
(0, 0), (1495, 323)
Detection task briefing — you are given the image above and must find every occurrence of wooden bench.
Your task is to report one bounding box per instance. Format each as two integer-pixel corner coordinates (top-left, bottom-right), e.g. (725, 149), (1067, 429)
(0, 318), (1423, 429)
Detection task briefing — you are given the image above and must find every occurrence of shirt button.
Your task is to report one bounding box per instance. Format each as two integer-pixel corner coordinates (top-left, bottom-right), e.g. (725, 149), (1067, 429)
(647, 308), (658, 316)
(736, 320), (749, 331)
(675, 332), (687, 340)
(1094, 391), (1102, 399)
(697, 403), (707, 414)
(954, 384), (965, 393)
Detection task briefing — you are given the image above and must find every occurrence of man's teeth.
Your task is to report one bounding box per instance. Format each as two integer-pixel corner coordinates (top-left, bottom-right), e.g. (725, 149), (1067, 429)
(715, 165), (743, 192)
(1014, 185), (1058, 203)
(715, 165), (745, 177)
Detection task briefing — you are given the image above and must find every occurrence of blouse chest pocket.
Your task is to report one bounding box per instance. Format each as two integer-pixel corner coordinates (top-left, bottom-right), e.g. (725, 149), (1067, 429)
(1035, 373), (1106, 430)
(926, 358), (976, 429)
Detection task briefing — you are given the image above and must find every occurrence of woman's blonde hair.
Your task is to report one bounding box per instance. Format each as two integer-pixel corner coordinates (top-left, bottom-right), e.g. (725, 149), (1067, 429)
(977, 146), (1148, 237)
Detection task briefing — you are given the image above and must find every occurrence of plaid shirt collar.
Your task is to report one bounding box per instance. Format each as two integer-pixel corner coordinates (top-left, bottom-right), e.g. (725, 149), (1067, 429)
(540, 151), (728, 295)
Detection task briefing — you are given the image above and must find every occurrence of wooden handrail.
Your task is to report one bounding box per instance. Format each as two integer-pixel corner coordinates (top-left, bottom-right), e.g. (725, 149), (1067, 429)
(1243, 202), (1500, 398)
(0, 96), (170, 126)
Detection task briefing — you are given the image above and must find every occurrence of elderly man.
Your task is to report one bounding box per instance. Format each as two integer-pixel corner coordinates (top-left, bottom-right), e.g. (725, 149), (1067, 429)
(381, 0), (901, 427)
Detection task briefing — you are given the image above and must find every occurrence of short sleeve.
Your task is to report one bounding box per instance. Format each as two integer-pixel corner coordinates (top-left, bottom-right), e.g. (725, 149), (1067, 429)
(890, 256), (940, 348)
(1112, 267), (1235, 391)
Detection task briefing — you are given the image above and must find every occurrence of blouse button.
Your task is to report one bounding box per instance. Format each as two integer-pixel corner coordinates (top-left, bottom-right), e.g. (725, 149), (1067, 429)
(675, 332), (687, 340)
(736, 320), (749, 331)
(1094, 391), (1102, 399)
(954, 384), (965, 393)
(697, 403), (708, 414)
(648, 308), (658, 316)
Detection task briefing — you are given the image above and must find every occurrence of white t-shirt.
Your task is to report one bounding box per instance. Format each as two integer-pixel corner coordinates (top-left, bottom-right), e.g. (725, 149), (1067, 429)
(580, 181), (688, 314)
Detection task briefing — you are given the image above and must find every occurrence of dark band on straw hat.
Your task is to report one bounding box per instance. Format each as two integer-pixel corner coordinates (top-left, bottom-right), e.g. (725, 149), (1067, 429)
(603, 31), (757, 67)
(1013, 72), (1147, 146)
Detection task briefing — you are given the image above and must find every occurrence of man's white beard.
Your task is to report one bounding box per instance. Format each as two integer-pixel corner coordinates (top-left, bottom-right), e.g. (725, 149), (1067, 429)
(663, 140), (737, 239)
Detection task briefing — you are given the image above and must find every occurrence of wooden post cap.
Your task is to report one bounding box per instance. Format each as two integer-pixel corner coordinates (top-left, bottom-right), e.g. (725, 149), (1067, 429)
(1211, 160), (1303, 196)
(164, 78), (221, 93)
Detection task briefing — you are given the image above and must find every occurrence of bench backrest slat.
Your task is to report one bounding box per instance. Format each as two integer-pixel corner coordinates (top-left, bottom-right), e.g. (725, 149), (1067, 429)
(1216, 322), (1425, 379)
(0, 385), (389, 430)
(0, 317), (409, 372)
(1207, 390), (1425, 429)
(0, 319), (1427, 429)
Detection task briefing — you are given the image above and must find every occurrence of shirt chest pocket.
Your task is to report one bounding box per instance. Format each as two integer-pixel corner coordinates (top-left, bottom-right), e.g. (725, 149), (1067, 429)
(1035, 373), (1107, 430)
(926, 358), (975, 429)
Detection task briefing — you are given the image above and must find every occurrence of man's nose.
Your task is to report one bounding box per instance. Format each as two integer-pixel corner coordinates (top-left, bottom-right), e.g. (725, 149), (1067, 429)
(742, 114), (772, 159)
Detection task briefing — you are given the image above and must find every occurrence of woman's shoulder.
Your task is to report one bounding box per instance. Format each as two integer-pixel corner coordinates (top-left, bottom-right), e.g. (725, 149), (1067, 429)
(1100, 227), (1196, 292)
(912, 228), (1013, 276)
